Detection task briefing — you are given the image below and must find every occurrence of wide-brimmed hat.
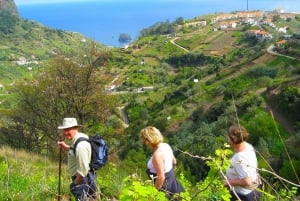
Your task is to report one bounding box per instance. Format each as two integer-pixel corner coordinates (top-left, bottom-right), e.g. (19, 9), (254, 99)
(57, 118), (82, 130)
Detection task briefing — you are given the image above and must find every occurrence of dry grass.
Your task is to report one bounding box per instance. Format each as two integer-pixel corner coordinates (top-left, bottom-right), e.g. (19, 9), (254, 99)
(1, 146), (42, 162)
(204, 31), (237, 55)
(0, 145), (71, 200)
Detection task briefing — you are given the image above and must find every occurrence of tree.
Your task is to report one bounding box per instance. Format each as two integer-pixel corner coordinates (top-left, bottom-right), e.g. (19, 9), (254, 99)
(279, 86), (300, 121)
(272, 15), (280, 22)
(119, 33), (132, 43)
(6, 45), (116, 154)
(175, 17), (184, 25)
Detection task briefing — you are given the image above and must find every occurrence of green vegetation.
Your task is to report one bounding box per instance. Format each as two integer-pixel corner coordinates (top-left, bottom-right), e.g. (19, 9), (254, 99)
(0, 146), (129, 200)
(1, 4), (300, 200)
(1, 145), (298, 200)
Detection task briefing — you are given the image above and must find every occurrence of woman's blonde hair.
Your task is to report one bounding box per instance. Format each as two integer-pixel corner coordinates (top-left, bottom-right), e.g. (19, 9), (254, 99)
(140, 126), (164, 147)
(227, 125), (249, 144)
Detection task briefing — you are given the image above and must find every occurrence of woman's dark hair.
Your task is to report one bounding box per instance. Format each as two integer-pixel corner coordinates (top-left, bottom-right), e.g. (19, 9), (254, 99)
(227, 125), (249, 144)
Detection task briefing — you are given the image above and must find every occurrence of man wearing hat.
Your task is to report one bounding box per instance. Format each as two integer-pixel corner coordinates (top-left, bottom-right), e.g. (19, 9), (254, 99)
(57, 117), (97, 201)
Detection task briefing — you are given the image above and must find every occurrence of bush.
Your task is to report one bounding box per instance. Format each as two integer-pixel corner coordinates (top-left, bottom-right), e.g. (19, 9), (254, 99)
(247, 67), (278, 78)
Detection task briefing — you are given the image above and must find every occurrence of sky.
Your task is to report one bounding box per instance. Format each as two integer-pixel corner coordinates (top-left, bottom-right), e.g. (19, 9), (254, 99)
(13, 0), (300, 11)
(15, 0), (96, 5)
(14, 0), (184, 5)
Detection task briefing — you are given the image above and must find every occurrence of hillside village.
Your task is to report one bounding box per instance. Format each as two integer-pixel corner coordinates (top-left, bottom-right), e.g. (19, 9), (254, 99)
(186, 9), (298, 41)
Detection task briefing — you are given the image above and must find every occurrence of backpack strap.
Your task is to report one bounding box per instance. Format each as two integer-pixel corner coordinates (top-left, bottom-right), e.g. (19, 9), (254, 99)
(71, 137), (89, 156)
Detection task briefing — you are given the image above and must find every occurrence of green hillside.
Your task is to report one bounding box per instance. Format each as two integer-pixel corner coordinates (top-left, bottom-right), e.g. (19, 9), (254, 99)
(0, 1), (106, 109)
(1, 2), (300, 200)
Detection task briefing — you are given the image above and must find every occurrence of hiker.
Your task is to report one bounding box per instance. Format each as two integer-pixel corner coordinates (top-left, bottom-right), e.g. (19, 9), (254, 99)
(140, 126), (184, 200)
(224, 125), (261, 201)
(57, 117), (97, 201)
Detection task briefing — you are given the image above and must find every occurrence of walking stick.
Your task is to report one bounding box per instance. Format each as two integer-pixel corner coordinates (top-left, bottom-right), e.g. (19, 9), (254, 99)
(58, 138), (62, 201)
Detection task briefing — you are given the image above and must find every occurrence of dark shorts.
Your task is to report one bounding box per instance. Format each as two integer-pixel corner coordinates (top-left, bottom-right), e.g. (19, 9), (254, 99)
(230, 189), (261, 201)
(70, 171), (97, 201)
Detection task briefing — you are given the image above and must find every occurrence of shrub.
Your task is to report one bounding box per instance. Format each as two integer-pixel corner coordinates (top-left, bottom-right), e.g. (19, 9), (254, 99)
(247, 67), (278, 78)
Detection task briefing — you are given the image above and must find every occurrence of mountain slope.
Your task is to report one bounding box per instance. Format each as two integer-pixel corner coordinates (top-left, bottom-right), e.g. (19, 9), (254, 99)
(0, 0), (19, 17)
(0, 4), (300, 199)
(0, 1), (105, 96)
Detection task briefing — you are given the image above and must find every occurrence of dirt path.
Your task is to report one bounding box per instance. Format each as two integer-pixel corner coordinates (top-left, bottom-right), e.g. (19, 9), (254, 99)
(257, 88), (296, 135)
(267, 44), (299, 61)
(265, 104), (296, 135)
(170, 37), (189, 52)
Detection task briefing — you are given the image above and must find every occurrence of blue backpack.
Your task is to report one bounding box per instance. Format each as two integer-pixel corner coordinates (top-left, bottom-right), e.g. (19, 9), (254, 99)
(72, 135), (108, 170)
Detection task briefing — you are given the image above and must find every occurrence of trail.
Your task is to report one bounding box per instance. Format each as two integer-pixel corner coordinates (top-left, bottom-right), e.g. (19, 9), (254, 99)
(267, 44), (299, 61)
(257, 88), (296, 135)
(266, 103), (296, 135)
(170, 37), (189, 52)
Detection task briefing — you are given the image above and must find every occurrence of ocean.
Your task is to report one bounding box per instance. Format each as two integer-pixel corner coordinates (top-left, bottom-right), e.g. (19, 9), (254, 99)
(17, 0), (300, 47)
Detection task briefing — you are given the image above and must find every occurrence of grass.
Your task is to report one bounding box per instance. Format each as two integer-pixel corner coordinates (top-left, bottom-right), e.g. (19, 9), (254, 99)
(0, 146), (130, 201)
(0, 146), (69, 200)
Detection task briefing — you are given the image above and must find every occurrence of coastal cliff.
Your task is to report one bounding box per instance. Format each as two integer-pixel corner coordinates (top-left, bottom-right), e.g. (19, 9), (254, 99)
(0, 0), (19, 17)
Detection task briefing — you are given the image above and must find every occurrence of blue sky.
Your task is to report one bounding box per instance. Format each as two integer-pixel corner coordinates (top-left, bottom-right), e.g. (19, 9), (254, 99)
(14, 0), (300, 13)
(15, 0), (96, 5)
(14, 0), (181, 5)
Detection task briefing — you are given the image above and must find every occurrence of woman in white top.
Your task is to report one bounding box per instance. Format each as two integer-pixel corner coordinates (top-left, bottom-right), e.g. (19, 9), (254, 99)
(225, 125), (261, 201)
(140, 126), (184, 200)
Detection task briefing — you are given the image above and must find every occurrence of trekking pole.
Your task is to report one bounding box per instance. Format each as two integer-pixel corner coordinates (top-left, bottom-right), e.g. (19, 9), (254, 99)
(58, 137), (62, 201)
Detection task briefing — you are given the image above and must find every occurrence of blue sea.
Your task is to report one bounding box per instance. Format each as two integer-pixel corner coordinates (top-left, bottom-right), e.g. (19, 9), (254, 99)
(17, 0), (300, 47)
